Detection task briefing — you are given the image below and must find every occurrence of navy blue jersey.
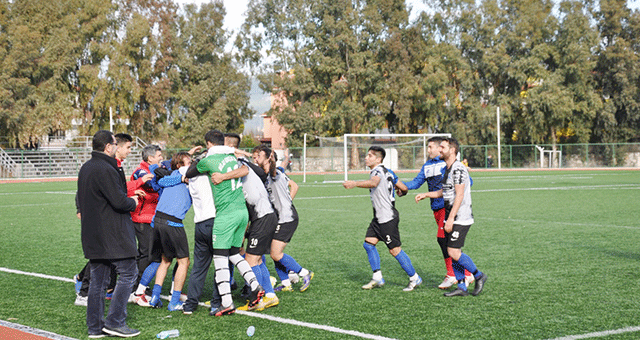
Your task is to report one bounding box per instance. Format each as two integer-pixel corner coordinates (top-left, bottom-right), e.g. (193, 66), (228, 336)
(403, 157), (446, 211)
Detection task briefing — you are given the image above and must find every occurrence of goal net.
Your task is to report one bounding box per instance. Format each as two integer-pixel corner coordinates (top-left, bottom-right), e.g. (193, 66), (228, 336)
(303, 133), (450, 182)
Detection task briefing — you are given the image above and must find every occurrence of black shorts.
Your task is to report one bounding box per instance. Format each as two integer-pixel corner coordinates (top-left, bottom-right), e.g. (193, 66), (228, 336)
(150, 216), (190, 261)
(445, 224), (471, 249)
(245, 212), (278, 255)
(365, 212), (401, 249)
(273, 218), (298, 243)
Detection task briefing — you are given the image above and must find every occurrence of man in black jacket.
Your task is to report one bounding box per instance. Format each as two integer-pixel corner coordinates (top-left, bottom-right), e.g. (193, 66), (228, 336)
(77, 130), (140, 338)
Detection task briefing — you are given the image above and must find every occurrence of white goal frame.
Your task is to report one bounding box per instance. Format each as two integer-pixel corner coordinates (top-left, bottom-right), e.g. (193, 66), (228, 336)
(342, 133), (451, 181)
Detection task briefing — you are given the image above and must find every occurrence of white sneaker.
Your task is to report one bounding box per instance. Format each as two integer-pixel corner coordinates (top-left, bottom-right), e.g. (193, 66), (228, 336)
(403, 276), (423, 292)
(74, 294), (88, 307)
(362, 278), (385, 290)
(438, 276), (457, 290)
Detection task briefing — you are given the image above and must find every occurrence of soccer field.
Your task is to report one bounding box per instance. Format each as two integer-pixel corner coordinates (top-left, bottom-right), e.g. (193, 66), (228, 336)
(0, 170), (639, 339)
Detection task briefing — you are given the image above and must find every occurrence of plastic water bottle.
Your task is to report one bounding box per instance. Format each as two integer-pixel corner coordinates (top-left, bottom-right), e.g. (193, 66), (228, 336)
(247, 326), (255, 337)
(156, 329), (180, 339)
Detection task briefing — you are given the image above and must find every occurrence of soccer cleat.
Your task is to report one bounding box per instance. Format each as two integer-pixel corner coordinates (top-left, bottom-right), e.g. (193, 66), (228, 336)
(438, 275), (458, 290)
(102, 325), (140, 338)
(73, 275), (82, 294)
(168, 301), (184, 311)
(148, 295), (163, 308)
(74, 295), (88, 307)
(135, 294), (152, 307)
(274, 284), (294, 292)
(254, 296), (279, 311)
(300, 271), (314, 292)
(210, 304), (235, 316)
(362, 278), (385, 290)
(444, 288), (469, 297)
(471, 273), (487, 296)
(403, 276), (423, 292)
(248, 285), (265, 308)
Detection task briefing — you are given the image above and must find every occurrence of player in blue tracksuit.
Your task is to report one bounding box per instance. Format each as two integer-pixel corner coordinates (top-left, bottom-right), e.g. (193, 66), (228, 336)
(147, 151), (193, 311)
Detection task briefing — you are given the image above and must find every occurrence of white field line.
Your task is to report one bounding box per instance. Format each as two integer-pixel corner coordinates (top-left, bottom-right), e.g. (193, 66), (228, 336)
(479, 217), (640, 230)
(0, 319), (78, 340)
(0, 267), (398, 340)
(546, 326), (640, 339)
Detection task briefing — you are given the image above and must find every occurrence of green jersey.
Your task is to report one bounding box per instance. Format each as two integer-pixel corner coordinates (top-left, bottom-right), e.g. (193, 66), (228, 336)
(197, 148), (246, 213)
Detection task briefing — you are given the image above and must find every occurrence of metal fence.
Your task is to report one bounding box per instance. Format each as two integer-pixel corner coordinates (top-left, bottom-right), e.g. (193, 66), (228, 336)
(1, 142), (639, 179)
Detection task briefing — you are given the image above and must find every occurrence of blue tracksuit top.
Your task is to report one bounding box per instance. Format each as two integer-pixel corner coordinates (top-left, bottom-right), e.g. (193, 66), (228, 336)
(402, 157), (446, 211)
(154, 168), (192, 226)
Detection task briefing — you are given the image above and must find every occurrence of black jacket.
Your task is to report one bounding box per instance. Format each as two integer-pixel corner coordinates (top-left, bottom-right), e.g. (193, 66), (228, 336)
(77, 151), (137, 260)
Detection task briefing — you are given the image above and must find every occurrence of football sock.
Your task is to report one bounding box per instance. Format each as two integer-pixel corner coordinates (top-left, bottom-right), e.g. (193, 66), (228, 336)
(139, 262), (160, 289)
(451, 260), (467, 291)
(363, 242), (381, 272)
(170, 289), (181, 305)
(229, 261), (235, 285)
(394, 250), (416, 277)
(372, 270), (383, 281)
(457, 253), (479, 274)
(444, 257), (455, 277)
(152, 284), (162, 300)
(213, 255), (232, 307)
(278, 253), (303, 274)
(259, 261), (275, 294)
(229, 253), (259, 291)
(274, 259), (289, 282)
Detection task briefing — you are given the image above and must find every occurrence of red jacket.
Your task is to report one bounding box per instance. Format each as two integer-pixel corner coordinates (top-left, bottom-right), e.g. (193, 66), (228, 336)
(129, 161), (159, 224)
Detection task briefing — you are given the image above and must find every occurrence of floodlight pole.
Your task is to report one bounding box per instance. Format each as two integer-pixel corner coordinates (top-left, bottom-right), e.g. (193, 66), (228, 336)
(497, 106), (501, 169)
(109, 107), (114, 132)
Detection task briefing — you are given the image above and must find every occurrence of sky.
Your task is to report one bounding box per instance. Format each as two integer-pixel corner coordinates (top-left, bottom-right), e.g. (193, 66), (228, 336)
(173, 0), (640, 134)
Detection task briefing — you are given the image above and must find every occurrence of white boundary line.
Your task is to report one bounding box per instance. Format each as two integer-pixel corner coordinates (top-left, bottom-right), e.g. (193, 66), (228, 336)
(0, 267), (398, 340)
(0, 319), (78, 340)
(546, 326), (640, 339)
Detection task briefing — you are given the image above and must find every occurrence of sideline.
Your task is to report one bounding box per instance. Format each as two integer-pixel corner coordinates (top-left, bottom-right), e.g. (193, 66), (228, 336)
(0, 267), (398, 340)
(546, 326), (640, 340)
(0, 320), (78, 340)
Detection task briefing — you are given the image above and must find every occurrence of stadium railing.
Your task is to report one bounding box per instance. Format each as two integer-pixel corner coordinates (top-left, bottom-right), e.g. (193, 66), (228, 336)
(1, 142), (639, 179)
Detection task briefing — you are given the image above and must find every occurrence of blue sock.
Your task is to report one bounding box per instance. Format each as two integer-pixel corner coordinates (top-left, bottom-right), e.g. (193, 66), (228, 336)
(458, 253), (481, 278)
(394, 250), (416, 277)
(278, 253), (302, 274)
(363, 242), (380, 272)
(170, 289), (181, 305)
(251, 264), (269, 294)
(140, 262), (160, 286)
(451, 260), (467, 291)
(273, 260), (289, 282)
(152, 284), (162, 299)
(259, 262), (275, 294)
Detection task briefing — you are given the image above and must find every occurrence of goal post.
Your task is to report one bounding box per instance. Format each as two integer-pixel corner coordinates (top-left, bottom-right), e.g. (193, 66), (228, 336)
(342, 133), (451, 181)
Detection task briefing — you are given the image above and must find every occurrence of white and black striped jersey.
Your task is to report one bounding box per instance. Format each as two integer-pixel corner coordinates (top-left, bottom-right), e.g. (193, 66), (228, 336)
(369, 164), (396, 224)
(442, 160), (474, 225)
(237, 158), (274, 222)
(266, 169), (297, 224)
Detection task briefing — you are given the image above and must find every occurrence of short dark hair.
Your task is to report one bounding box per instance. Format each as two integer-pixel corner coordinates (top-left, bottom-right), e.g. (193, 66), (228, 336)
(92, 130), (114, 151)
(446, 137), (460, 154)
(114, 133), (132, 145)
(205, 130), (225, 146)
(224, 133), (241, 148)
(170, 151), (191, 170)
(368, 145), (386, 161)
(141, 145), (162, 162)
(427, 136), (444, 144)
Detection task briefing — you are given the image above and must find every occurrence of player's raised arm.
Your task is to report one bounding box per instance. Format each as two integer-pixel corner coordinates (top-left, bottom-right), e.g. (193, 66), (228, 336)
(343, 176), (380, 189)
(211, 165), (249, 185)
